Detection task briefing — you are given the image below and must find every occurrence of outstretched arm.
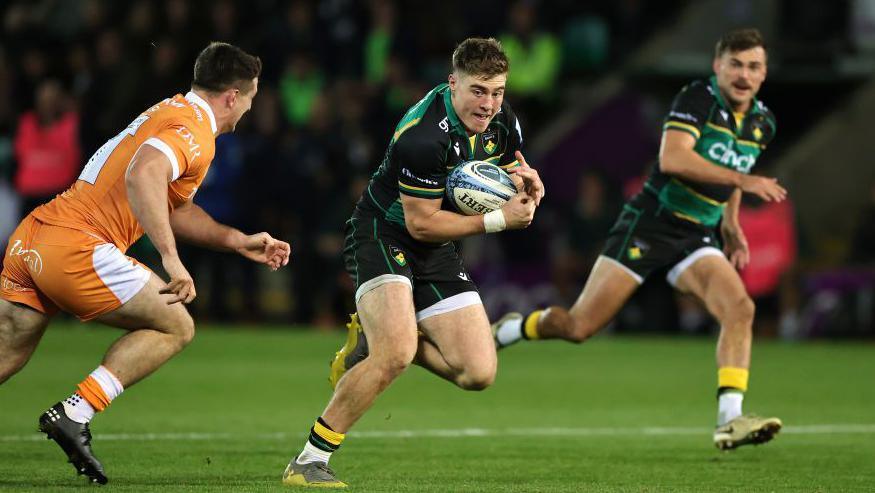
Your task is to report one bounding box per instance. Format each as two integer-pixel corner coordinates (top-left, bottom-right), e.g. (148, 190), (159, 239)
(659, 130), (786, 202)
(170, 202), (290, 271)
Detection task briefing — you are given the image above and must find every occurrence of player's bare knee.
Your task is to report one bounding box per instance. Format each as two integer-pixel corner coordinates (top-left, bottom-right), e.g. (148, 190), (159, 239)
(155, 309), (195, 350)
(457, 364), (496, 391)
(568, 315), (597, 343)
(0, 352), (29, 381)
(721, 296), (755, 328)
(370, 341), (416, 380)
(176, 312), (196, 348)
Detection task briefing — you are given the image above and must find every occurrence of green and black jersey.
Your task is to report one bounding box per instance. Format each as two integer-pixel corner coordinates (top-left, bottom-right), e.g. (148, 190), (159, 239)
(356, 83), (523, 232)
(644, 76), (776, 227)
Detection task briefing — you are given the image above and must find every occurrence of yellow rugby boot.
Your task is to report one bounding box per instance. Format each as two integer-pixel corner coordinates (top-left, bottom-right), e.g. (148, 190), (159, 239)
(282, 456), (347, 488)
(714, 414), (783, 450)
(328, 313), (369, 389)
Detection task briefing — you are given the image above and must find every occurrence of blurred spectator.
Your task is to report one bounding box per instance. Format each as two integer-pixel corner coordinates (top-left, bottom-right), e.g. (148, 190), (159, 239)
(80, 29), (141, 155)
(279, 53), (325, 127)
(364, 0), (394, 85)
(181, 132), (262, 322)
(500, 0), (561, 127)
(13, 79), (80, 214)
(552, 169), (619, 304)
(737, 196), (799, 335)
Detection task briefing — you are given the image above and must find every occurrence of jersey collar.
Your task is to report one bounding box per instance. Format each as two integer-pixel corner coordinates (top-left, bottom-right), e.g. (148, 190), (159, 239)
(185, 91), (219, 135)
(441, 84), (466, 135)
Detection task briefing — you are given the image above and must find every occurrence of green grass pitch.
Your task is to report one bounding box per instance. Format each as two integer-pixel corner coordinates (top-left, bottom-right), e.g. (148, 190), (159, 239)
(1, 324), (873, 492)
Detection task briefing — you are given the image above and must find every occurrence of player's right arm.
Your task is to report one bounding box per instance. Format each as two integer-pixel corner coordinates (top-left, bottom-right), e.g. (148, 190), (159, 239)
(401, 192), (535, 243)
(126, 144), (195, 304)
(395, 121), (534, 242)
(659, 130), (786, 202)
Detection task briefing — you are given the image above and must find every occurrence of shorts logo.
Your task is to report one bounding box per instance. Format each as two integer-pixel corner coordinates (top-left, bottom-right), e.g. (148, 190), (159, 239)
(389, 246), (407, 267)
(627, 238), (650, 261)
(482, 129), (497, 155)
(9, 240), (43, 275)
(1, 275), (27, 292)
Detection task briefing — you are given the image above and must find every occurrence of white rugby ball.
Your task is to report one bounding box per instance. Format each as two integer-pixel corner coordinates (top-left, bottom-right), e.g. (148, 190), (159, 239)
(446, 160), (517, 215)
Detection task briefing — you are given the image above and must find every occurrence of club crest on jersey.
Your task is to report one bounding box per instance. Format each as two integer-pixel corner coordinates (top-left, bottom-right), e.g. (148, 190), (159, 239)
(482, 129), (497, 155)
(389, 245), (407, 266)
(627, 238), (650, 261)
(753, 126), (763, 142)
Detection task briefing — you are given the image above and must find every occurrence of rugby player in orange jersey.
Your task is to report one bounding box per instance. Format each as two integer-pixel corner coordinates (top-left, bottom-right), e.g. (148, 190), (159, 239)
(0, 42), (290, 484)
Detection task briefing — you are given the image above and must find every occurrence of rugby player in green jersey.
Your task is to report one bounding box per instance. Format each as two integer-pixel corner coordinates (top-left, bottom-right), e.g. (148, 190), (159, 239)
(493, 28), (787, 450)
(281, 38), (544, 487)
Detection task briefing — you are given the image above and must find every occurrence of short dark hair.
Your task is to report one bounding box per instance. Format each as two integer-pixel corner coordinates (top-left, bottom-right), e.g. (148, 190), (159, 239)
(452, 37), (509, 78)
(192, 42), (262, 94)
(715, 28), (767, 58)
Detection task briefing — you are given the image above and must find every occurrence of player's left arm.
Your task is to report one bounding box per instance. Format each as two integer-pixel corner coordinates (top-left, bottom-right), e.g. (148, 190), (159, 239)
(720, 188), (749, 269)
(170, 201), (290, 270)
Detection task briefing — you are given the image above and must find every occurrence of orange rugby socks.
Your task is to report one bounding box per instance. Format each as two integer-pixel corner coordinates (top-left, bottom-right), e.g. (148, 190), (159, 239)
(62, 366), (124, 423)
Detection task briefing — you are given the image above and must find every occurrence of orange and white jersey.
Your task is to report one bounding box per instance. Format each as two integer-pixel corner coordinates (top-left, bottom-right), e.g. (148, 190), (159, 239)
(31, 92), (218, 252)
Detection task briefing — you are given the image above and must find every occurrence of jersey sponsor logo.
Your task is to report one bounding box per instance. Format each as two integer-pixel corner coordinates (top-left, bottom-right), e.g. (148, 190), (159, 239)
(165, 98), (186, 109)
(707, 142), (755, 172)
(401, 168), (439, 186)
(175, 126), (202, 161)
(8, 240), (43, 275)
(439, 117), (449, 132)
(458, 272), (469, 281)
(669, 111), (698, 123)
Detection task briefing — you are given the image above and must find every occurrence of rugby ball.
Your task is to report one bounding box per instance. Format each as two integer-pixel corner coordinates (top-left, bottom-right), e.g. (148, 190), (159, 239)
(446, 161), (517, 215)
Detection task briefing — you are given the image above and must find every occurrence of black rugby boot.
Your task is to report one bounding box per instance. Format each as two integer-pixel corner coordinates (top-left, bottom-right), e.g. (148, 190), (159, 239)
(38, 403), (108, 484)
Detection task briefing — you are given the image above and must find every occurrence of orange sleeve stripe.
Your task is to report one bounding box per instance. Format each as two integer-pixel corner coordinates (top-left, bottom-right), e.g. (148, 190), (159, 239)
(77, 376), (111, 412)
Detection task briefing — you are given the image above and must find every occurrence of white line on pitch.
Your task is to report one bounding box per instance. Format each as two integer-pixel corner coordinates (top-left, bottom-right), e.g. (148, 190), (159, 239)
(2, 424), (875, 442)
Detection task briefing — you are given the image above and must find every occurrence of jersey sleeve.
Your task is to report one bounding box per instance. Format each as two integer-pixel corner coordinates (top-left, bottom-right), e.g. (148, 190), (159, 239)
(663, 81), (712, 140)
(754, 102), (777, 149)
(394, 127), (448, 199)
(498, 102), (523, 170)
(141, 122), (208, 182)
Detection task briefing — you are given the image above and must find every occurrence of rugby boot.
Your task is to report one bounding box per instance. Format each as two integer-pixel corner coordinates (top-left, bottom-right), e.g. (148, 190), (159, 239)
(491, 312), (524, 349)
(282, 456), (347, 488)
(328, 313), (369, 389)
(38, 403), (108, 484)
(714, 414), (783, 450)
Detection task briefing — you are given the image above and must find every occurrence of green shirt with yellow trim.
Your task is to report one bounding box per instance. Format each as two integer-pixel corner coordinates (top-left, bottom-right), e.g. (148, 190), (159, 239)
(645, 76), (776, 226)
(356, 83), (523, 231)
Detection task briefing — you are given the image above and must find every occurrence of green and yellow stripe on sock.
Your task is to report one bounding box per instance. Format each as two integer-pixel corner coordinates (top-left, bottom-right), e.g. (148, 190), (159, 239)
(309, 417), (345, 452)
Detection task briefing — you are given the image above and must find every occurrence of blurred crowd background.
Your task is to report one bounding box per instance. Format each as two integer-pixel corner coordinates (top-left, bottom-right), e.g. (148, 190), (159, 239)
(1, 0), (874, 338)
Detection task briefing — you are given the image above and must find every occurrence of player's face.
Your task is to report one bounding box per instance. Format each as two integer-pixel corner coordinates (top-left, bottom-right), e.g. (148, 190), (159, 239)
(713, 47), (767, 111)
(449, 71), (507, 135)
(230, 77), (258, 132)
